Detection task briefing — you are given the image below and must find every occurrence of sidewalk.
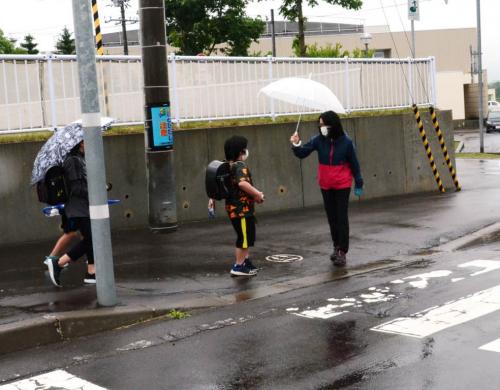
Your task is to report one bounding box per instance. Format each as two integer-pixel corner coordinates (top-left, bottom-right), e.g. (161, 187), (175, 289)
(1, 158), (499, 355)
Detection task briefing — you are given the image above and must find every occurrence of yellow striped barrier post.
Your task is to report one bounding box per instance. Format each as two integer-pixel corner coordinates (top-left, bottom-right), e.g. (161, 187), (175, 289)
(92, 0), (110, 116)
(412, 104), (445, 193)
(429, 106), (461, 191)
(92, 0), (103, 55)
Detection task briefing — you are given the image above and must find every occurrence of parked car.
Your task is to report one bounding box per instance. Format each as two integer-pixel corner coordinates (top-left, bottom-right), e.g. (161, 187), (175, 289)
(488, 100), (500, 111)
(485, 110), (500, 133)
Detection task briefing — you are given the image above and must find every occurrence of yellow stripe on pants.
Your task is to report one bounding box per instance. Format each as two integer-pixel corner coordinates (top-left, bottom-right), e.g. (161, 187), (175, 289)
(241, 218), (248, 249)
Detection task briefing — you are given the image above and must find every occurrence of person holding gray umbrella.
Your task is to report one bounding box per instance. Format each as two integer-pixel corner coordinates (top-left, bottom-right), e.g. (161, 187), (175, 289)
(45, 140), (95, 286)
(290, 110), (363, 266)
(34, 118), (113, 286)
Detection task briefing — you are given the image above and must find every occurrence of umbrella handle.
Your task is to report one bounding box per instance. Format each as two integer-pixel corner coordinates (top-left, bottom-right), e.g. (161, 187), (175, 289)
(294, 112), (303, 136)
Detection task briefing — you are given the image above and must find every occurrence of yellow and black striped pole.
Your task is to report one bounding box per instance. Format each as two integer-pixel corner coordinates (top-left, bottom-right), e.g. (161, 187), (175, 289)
(429, 106), (461, 191)
(92, 0), (110, 116)
(92, 0), (104, 55)
(412, 104), (445, 193)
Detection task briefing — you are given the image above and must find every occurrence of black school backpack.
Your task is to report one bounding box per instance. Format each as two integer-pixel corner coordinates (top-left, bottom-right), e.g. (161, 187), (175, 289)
(37, 165), (68, 205)
(205, 160), (233, 200)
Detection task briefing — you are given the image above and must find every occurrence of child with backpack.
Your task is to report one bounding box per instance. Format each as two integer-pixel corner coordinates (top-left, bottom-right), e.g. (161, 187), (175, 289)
(208, 135), (265, 277)
(45, 141), (96, 286)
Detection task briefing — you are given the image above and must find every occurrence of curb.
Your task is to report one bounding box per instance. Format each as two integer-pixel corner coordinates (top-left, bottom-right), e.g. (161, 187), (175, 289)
(0, 295), (228, 356)
(436, 222), (500, 252)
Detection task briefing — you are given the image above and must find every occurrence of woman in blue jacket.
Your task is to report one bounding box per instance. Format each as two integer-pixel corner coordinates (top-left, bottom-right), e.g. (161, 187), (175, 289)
(290, 110), (363, 266)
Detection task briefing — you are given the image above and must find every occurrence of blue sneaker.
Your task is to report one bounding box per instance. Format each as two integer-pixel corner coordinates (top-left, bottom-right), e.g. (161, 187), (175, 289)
(230, 263), (257, 276)
(244, 258), (259, 272)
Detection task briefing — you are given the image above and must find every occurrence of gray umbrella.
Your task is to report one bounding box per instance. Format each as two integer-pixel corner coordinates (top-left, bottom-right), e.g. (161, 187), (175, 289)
(31, 117), (114, 185)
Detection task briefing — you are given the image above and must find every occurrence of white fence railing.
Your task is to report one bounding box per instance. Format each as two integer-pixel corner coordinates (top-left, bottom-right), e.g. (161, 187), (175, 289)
(0, 54), (436, 133)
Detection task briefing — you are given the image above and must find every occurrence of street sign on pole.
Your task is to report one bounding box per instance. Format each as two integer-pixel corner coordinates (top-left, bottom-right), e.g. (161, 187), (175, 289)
(408, 0), (420, 21)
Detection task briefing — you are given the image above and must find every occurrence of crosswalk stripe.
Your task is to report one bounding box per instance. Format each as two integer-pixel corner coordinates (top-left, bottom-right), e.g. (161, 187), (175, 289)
(479, 338), (500, 353)
(371, 284), (500, 338)
(0, 369), (107, 390)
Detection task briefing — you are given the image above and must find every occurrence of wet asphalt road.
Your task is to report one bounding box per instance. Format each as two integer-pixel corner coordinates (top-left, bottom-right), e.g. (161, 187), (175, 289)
(456, 129), (500, 153)
(3, 239), (500, 389)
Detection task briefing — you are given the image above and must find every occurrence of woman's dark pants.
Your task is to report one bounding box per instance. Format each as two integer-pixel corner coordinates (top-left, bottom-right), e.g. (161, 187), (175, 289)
(321, 188), (351, 253)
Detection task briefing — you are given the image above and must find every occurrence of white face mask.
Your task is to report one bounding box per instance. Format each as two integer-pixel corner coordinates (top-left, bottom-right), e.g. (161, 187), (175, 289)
(242, 149), (249, 161)
(320, 126), (329, 137)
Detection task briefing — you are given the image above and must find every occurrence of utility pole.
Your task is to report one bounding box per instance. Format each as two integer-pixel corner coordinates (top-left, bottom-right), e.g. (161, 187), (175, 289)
(139, 0), (177, 232)
(72, 0), (117, 306)
(107, 0), (138, 56)
(477, 0), (485, 153)
(271, 9), (276, 57)
(119, 1), (128, 55)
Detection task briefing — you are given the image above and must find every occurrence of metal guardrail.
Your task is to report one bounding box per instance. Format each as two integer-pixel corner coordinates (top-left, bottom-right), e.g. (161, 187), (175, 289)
(0, 54), (436, 133)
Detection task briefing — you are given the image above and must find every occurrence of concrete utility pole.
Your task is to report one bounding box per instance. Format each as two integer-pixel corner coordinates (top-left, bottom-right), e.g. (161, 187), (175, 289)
(119, 1), (129, 55)
(108, 0), (138, 56)
(476, 0), (485, 153)
(139, 0), (177, 232)
(72, 0), (117, 306)
(271, 9), (276, 57)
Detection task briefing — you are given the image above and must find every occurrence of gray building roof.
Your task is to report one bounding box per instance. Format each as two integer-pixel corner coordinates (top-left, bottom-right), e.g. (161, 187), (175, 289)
(102, 21), (363, 47)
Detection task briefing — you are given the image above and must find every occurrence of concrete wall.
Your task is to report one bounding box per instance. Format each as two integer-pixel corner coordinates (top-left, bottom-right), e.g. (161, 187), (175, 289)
(436, 72), (467, 120)
(0, 111), (455, 246)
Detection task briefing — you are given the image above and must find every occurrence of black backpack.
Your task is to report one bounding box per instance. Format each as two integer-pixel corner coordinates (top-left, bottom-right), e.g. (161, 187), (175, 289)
(205, 160), (233, 200)
(37, 165), (68, 205)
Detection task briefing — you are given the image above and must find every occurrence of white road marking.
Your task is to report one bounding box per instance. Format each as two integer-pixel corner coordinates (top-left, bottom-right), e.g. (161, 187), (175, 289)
(117, 339), (153, 351)
(403, 270), (452, 289)
(371, 284), (500, 338)
(458, 260), (500, 276)
(0, 370), (107, 390)
(293, 304), (349, 319)
(292, 261), (500, 321)
(286, 307), (299, 312)
(479, 338), (500, 353)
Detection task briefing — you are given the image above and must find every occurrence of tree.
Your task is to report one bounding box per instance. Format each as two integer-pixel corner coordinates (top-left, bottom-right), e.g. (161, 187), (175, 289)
(165, 0), (265, 56)
(55, 27), (75, 54)
(270, 0), (363, 57)
(0, 29), (27, 54)
(20, 34), (39, 54)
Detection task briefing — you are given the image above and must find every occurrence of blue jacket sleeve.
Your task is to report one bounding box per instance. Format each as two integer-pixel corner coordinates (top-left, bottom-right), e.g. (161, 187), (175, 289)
(292, 136), (317, 159)
(347, 141), (363, 188)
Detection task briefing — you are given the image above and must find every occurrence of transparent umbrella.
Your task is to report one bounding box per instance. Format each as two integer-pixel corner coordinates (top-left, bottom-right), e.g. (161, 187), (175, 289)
(259, 77), (345, 135)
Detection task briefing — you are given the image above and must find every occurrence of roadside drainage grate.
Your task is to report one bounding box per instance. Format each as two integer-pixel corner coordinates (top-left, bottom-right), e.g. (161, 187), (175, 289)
(265, 254), (303, 263)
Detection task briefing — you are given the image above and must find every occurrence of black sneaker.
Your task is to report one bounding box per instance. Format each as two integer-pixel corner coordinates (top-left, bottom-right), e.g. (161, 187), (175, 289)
(333, 250), (347, 267)
(84, 273), (96, 284)
(230, 263), (257, 276)
(244, 258), (259, 272)
(44, 257), (62, 287)
(330, 250), (338, 262)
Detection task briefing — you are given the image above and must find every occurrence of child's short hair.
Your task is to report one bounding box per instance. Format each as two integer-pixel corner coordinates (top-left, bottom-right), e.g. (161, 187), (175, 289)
(224, 135), (248, 161)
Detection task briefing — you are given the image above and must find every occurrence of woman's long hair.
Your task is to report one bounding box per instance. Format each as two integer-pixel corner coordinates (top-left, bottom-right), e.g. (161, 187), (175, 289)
(319, 111), (344, 139)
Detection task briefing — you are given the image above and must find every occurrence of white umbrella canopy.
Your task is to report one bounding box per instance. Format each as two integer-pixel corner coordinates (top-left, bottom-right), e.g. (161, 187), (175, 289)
(259, 77), (346, 114)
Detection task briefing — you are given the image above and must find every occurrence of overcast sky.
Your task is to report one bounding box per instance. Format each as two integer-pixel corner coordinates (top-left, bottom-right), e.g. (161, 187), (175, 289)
(1, 0), (499, 81)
